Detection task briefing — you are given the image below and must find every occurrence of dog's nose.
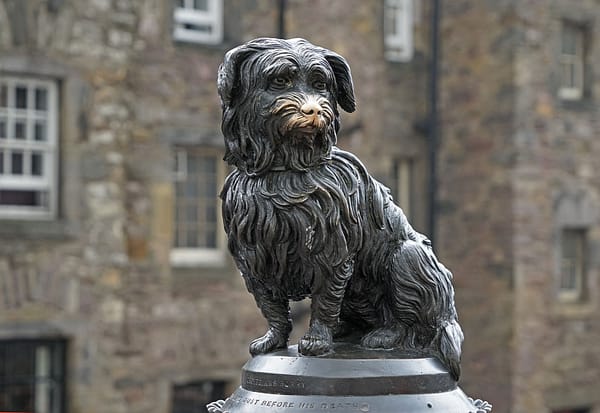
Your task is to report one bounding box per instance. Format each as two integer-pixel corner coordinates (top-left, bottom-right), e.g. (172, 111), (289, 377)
(301, 102), (323, 117)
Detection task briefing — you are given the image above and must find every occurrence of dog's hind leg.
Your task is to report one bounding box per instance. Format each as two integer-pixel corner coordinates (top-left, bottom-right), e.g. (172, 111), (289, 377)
(299, 259), (354, 356)
(249, 294), (292, 356)
(376, 239), (463, 378)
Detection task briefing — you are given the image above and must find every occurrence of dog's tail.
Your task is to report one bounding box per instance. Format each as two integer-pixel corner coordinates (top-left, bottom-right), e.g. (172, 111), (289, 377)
(436, 318), (464, 381)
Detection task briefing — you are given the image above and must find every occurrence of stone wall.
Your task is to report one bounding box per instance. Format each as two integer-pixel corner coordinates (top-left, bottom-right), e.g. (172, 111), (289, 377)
(437, 2), (516, 412)
(439, 1), (600, 412)
(512, 1), (600, 412)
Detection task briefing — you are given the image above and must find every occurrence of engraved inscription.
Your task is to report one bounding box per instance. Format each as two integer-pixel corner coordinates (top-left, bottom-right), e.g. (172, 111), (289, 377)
(230, 395), (369, 411)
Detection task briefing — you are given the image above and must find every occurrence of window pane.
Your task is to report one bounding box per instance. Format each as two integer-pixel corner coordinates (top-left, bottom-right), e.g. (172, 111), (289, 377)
(182, 23), (213, 33)
(186, 204), (198, 222)
(15, 119), (26, 140)
(206, 205), (216, 221)
(15, 85), (28, 109)
(205, 229), (217, 248)
(176, 223), (186, 247)
(568, 63), (576, 88)
(35, 121), (47, 141)
(561, 62), (572, 88)
(201, 156), (216, 172)
(11, 151), (23, 174)
(175, 181), (185, 197)
(173, 150), (221, 251)
(185, 179), (199, 196)
(187, 154), (199, 173)
(194, 0), (208, 10)
(0, 84), (6, 107)
(0, 190), (46, 207)
(0, 77), (57, 217)
(31, 152), (44, 176)
(0, 340), (66, 413)
(561, 25), (578, 55)
(35, 88), (48, 111)
(186, 229), (198, 247)
(385, 5), (399, 36)
(560, 228), (586, 295)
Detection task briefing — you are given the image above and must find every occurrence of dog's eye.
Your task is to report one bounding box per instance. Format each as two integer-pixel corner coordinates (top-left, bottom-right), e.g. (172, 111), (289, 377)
(271, 76), (290, 89)
(313, 80), (327, 91)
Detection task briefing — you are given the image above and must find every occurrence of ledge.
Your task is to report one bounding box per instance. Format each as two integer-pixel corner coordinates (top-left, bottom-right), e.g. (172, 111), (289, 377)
(0, 219), (79, 240)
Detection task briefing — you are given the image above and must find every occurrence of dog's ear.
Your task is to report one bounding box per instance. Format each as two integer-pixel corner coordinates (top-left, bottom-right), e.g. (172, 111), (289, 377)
(323, 51), (356, 113)
(217, 44), (257, 109)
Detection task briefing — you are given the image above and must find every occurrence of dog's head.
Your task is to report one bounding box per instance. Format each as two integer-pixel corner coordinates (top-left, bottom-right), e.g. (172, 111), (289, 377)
(218, 38), (355, 175)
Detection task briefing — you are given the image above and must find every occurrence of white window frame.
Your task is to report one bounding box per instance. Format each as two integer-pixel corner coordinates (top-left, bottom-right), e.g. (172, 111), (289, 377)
(173, 0), (223, 45)
(0, 76), (58, 220)
(558, 22), (585, 101)
(384, 0), (414, 62)
(170, 147), (226, 267)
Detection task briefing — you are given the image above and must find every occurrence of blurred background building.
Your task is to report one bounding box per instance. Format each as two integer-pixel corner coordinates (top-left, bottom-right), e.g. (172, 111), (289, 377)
(0, 1), (599, 412)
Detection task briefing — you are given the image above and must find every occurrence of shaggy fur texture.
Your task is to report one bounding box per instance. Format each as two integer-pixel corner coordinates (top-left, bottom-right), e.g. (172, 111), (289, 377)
(218, 38), (463, 379)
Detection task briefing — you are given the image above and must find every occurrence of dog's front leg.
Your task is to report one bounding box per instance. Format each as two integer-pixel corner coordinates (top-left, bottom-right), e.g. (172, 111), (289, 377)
(299, 259), (354, 356)
(250, 292), (292, 356)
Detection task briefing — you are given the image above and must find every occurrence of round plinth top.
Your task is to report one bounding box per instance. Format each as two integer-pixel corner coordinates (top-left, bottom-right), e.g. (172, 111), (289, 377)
(242, 344), (456, 397)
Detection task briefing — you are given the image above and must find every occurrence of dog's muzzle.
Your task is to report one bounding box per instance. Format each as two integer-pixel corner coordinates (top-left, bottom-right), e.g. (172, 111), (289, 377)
(272, 95), (334, 140)
(300, 101), (323, 127)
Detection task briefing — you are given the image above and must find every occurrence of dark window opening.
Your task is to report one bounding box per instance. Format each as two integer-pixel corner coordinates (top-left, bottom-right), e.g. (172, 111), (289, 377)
(172, 380), (227, 413)
(0, 190), (48, 207)
(0, 339), (67, 413)
(559, 228), (587, 301)
(553, 407), (591, 413)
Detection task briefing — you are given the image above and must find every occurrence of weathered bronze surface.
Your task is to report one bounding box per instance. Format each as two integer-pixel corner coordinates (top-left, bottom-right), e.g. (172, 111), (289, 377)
(213, 37), (491, 412)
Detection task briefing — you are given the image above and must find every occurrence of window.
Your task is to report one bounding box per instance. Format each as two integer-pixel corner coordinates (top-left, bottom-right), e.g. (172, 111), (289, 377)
(172, 380), (227, 413)
(394, 158), (414, 220)
(384, 0), (414, 62)
(170, 148), (226, 266)
(559, 22), (585, 100)
(559, 228), (587, 302)
(173, 0), (223, 45)
(0, 339), (66, 413)
(0, 76), (58, 219)
(553, 407), (591, 413)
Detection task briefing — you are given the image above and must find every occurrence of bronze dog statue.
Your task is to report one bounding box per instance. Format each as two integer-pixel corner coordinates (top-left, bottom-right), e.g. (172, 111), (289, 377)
(218, 37), (463, 379)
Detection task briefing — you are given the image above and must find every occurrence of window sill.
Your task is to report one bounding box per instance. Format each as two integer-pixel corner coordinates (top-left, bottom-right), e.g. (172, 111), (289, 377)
(558, 94), (595, 111)
(170, 248), (226, 268)
(0, 219), (78, 240)
(552, 300), (595, 319)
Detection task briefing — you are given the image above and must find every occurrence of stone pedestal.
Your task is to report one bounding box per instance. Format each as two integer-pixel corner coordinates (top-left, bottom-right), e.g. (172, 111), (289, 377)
(211, 343), (490, 413)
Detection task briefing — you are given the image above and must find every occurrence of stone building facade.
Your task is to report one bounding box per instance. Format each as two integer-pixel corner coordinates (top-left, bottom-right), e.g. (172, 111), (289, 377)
(0, 1), (599, 413)
(438, 1), (600, 413)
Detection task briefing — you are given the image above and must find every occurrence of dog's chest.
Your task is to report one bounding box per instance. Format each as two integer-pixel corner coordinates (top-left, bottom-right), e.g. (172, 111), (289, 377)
(225, 172), (334, 252)
(222, 168), (361, 286)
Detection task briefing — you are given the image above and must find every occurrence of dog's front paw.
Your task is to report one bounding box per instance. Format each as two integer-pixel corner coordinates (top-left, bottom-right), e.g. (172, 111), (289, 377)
(361, 327), (402, 349)
(249, 329), (288, 356)
(299, 320), (333, 356)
